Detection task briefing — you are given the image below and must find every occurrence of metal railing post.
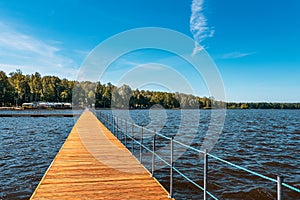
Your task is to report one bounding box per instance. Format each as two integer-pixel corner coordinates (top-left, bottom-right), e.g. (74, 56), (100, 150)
(168, 137), (174, 198)
(204, 149), (208, 200)
(131, 124), (134, 155)
(125, 120), (127, 147)
(121, 119), (124, 141)
(111, 115), (113, 129)
(151, 129), (156, 177)
(116, 117), (118, 138)
(277, 176), (283, 200)
(118, 117), (120, 139)
(120, 118), (122, 141)
(139, 126), (143, 164)
(122, 119), (125, 141)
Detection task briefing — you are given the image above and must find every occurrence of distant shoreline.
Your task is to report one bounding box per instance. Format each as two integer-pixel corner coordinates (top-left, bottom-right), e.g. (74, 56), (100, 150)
(1, 106), (300, 110)
(0, 107), (78, 110)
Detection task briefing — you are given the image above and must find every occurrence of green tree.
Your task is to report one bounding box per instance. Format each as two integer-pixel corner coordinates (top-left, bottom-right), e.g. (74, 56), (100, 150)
(9, 69), (30, 105)
(41, 76), (56, 102)
(0, 71), (14, 106)
(112, 84), (132, 108)
(28, 72), (42, 102)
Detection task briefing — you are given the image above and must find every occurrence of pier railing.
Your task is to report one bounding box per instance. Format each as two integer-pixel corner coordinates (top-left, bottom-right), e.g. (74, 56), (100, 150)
(96, 111), (300, 199)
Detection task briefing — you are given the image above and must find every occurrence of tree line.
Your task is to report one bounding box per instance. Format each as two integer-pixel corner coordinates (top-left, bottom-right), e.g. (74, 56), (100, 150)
(0, 70), (299, 109)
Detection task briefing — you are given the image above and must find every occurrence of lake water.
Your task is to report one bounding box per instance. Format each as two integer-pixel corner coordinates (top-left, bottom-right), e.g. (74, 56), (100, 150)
(98, 109), (300, 199)
(1, 109), (299, 199)
(0, 110), (78, 200)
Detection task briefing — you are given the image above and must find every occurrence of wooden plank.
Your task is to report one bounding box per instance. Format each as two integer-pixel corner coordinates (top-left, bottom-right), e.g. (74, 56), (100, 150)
(30, 110), (172, 199)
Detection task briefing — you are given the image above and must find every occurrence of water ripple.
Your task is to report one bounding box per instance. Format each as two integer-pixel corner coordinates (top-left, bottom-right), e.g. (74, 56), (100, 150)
(0, 112), (74, 200)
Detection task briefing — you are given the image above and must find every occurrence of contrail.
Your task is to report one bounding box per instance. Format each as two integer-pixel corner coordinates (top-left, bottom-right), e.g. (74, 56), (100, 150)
(190, 0), (214, 55)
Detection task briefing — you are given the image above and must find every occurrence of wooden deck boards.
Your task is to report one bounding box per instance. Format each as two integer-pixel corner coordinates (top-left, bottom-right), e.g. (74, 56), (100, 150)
(30, 110), (172, 200)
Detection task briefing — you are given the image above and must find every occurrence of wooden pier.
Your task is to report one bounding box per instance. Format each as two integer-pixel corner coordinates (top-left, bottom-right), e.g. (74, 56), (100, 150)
(30, 110), (171, 199)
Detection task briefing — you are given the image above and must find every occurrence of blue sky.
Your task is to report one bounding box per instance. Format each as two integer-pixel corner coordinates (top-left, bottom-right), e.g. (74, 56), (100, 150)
(0, 0), (299, 102)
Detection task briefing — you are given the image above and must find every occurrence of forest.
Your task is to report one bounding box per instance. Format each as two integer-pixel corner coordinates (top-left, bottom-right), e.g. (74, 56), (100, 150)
(0, 70), (299, 109)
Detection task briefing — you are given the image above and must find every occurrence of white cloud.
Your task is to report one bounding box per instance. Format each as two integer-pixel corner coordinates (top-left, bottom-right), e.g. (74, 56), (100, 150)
(222, 52), (255, 59)
(0, 21), (79, 79)
(190, 0), (214, 54)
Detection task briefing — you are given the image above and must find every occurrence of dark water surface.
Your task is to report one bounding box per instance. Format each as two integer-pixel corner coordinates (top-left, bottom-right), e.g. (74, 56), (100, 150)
(0, 110), (78, 200)
(1, 109), (299, 199)
(98, 109), (300, 200)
